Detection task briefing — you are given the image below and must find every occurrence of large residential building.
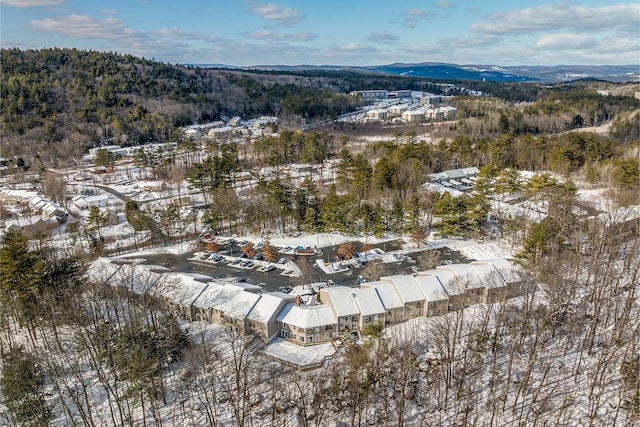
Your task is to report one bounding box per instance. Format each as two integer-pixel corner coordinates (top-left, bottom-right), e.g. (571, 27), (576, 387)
(86, 258), (522, 347)
(350, 90), (389, 100)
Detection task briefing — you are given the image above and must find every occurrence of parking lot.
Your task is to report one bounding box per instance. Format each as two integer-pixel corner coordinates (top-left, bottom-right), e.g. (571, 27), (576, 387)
(138, 239), (472, 292)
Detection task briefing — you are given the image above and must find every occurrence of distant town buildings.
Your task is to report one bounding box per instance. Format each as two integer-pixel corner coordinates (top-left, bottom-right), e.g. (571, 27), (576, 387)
(1, 189), (67, 234)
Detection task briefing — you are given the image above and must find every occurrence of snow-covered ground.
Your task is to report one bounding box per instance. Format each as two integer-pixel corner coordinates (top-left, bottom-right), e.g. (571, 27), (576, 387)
(262, 338), (336, 367)
(445, 239), (515, 260)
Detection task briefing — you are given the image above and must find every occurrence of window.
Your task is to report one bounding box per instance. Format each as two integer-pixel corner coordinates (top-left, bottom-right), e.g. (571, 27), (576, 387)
(352, 323), (358, 330)
(325, 325), (333, 330)
(299, 336), (304, 342)
(325, 333), (329, 340)
(308, 335), (313, 342)
(315, 327), (320, 333)
(282, 330), (288, 338)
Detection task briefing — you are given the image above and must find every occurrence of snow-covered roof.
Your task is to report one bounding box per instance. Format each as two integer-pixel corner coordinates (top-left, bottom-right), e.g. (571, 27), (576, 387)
(428, 167), (479, 182)
(320, 287), (360, 316)
(218, 291), (261, 320)
(440, 264), (483, 289)
(159, 273), (210, 306)
(84, 257), (121, 284)
(246, 293), (295, 323)
(481, 259), (521, 284)
(192, 282), (244, 309)
(230, 281), (263, 293)
(276, 304), (337, 329)
(362, 281), (404, 310)
(381, 274), (425, 303)
(351, 287), (386, 316)
(192, 282), (260, 320)
(468, 261), (506, 289)
(414, 273), (449, 301)
(290, 282), (330, 296)
(433, 268), (465, 296)
(0, 189), (37, 199)
(421, 182), (465, 198)
(85, 194), (110, 202)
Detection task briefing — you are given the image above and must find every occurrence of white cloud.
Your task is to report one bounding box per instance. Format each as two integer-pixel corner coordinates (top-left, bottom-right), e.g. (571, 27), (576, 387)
(322, 43), (381, 62)
(368, 33), (400, 44)
(435, 0), (456, 9)
(245, 30), (315, 42)
(471, 3), (640, 35)
(338, 43), (371, 53)
(155, 27), (223, 42)
(439, 35), (500, 50)
(593, 37), (640, 54)
(1, 0), (64, 7)
(30, 15), (191, 57)
(249, 2), (302, 24)
(534, 33), (593, 50)
(100, 9), (118, 15)
(32, 15), (129, 38)
(403, 8), (431, 28)
(531, 34), (639, 58)
(397, 43), (442, 56)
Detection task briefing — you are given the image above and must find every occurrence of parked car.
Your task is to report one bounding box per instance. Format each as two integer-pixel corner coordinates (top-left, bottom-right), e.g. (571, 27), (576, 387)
(253, 252), (263, 260)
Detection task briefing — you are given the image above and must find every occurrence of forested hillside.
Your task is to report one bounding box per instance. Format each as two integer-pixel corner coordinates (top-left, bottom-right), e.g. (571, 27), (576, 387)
(0, 48), (363, 160)
(5, 48), (636, 165)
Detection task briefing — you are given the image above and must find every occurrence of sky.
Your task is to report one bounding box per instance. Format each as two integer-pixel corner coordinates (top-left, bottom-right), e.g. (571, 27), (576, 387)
(1, 0), (639, 66)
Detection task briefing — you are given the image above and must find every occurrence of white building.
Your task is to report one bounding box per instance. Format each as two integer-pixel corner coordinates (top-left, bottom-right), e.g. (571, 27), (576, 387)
(402, 109), (425, 123)
(389, 105), (409, 115)
(73, 194), (110, 209)
(277, 303), (338, 345)
(351, 90), (388, 100)
(367, 109), (388, 120)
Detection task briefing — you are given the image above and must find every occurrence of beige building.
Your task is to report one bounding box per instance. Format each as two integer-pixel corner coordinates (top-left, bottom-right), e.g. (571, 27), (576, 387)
(402, 110), (425, 123)
(366, 109), (388, 120)
(276, 303), (337, 346)
(245, 292), (297, 342)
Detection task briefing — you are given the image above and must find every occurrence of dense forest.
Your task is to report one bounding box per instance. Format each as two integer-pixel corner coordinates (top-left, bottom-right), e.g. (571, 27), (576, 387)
(3, 48), (636, 165)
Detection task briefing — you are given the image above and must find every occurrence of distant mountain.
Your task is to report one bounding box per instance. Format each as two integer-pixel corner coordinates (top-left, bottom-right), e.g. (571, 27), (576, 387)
(189, 62), (640, 83)
(365, 63), (534, 82)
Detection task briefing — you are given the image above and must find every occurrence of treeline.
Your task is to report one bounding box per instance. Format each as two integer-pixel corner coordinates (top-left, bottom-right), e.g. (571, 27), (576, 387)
(7, 48), (638, 166)
(172, 127), (637, 241)
(0, 48), (364, 161)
